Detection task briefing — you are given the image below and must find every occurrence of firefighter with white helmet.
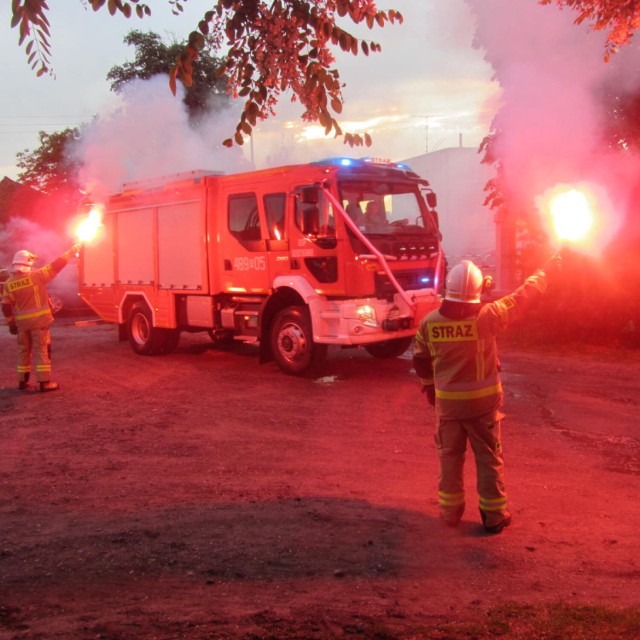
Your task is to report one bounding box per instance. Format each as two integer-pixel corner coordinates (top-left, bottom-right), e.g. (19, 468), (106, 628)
(413, 256), (561, 533)
(12, 249), (38, 273)
(2, 244), (80, 392)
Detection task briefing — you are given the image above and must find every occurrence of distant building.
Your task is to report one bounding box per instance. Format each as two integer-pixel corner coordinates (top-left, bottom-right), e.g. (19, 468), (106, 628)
(402, 146), (496, 275)
(0, 177), (46, 225)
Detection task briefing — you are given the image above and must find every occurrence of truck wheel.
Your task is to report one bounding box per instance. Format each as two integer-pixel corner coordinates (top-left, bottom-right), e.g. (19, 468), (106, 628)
(364, 336), (413, 359)
(128, 302), (167, 355)
(270, 306), (327, 375)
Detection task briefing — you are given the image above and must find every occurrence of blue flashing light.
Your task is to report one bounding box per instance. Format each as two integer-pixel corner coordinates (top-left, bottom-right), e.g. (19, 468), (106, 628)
(311, 157), (358, 167)
(420, 276), (432, 284)
(311, 157), (413, 171)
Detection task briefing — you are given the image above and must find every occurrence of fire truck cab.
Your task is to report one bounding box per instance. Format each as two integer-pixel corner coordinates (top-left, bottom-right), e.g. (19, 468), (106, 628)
(79, 157), (444, 375)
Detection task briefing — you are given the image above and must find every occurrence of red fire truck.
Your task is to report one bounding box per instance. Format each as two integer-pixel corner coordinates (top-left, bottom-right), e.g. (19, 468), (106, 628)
(78, 157), (445, 375)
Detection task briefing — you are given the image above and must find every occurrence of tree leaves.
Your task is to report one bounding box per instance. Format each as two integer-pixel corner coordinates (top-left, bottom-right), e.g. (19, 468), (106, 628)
(11, 0), (52, 76)
(539, 0), (640, 60)
(11, 0), (154, 76)
(343, 132), (372, 147)
(11, 0), (401, 148)
(178, 0), (400, 148)
(16, 127), (83, 194)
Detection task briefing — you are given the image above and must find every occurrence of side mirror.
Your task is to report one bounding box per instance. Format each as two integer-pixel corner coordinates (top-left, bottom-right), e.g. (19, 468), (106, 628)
(302, 207), (319, 235)
(426, 191), (437, 209)
(301, 187), (320, 204)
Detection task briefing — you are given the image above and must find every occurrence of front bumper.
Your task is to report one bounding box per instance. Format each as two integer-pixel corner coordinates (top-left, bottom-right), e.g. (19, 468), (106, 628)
(309, 288), (439, 345)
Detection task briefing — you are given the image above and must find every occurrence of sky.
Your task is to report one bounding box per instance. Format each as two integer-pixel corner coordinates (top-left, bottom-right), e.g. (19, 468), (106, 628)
(3, 0), (640, 256)
(0, 1), (497, 182)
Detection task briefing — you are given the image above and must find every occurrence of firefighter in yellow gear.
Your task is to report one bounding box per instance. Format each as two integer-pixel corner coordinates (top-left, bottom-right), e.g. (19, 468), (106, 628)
(1, 244), (80, 392)
(413, 255), (561, 533)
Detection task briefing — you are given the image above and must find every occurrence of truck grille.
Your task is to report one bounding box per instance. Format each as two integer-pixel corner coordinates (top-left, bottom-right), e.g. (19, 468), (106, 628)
(375, 236), (438, 260)
(375, 268), (436, 300)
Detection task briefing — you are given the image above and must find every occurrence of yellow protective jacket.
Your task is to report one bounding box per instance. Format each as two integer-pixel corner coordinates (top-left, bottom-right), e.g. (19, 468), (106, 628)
(2, 257), (68, 331)
(413, 269), (548, 420)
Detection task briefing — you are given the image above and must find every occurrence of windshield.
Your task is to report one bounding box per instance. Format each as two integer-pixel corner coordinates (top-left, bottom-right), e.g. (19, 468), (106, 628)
(338, 179), (440, 259)
(338, 180), (437, 237)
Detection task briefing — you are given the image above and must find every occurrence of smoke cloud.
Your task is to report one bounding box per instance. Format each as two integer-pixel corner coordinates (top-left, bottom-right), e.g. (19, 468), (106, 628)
(466, 0), (640, 250)
(4, 76), (250, 302)
(0, 217), (78, 303)
(0, 217), (66, 267)
(71, 75), (251, 201)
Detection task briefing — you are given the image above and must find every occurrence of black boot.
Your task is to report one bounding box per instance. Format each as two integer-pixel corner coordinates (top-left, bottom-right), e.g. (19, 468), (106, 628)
(18, 373), (31, 390)
(38, 381), (59, 392)
(480, 509), (512, 534)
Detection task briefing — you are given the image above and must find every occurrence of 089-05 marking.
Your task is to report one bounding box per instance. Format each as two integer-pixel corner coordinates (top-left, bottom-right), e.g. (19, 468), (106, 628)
(233, 256), (267, 271)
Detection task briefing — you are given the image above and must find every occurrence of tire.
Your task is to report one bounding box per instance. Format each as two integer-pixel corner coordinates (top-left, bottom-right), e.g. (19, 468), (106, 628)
(270, 306), (327, 375)
(364, 336), (413, 359)
(127, 302), (172, 356)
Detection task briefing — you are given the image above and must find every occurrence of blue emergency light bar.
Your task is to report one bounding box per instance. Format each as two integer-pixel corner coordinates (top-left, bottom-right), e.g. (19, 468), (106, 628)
(312, 157), (413, 171)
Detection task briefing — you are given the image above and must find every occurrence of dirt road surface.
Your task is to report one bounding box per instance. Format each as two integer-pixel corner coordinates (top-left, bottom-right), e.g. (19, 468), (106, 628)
(1, 317), (639, 638)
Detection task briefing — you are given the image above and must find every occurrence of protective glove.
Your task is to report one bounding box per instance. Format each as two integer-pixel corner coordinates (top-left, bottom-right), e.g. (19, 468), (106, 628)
(9, 323), (18, 335)
(68, 243), (81, 257)
(543, 254), (562, 275)
(421, 384), (435, 406)
(62, 244), (81, 261)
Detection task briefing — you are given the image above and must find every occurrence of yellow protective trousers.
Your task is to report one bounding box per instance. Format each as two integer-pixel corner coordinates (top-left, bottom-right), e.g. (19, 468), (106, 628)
(17, 327), (52, 383)
(435, 412), (507, 523)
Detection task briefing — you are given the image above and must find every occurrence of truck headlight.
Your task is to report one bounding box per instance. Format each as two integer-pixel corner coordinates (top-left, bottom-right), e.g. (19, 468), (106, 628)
(356, 304), (378, 328)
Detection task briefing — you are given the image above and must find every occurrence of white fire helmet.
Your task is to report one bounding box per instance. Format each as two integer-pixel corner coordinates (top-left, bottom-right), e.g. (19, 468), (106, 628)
(444, 260), (484, 304)
(12, 249), (38, 273)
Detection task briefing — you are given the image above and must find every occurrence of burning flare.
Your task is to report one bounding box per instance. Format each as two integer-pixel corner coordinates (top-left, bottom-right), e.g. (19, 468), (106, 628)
(537, 183), (604, 254)
(548, 188), (594, 243)
(74, 207), (104, 244)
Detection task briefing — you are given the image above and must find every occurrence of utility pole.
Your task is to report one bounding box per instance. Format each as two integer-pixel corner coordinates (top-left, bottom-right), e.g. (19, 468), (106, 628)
(412, 115), (430, 154)
(412, 115), (442, 154)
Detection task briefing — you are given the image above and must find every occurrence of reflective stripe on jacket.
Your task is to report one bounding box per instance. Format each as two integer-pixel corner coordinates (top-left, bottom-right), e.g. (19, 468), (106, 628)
(2, 262), (64, 331)
(414, 270), (548, 419)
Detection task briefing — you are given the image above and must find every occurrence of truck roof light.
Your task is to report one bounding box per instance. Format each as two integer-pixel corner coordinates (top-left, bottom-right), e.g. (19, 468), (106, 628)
(311, 157), (413, 171)
(311, 157), (356, 167)
(362, 157), (390, 164)
(362, 157), (412, 170)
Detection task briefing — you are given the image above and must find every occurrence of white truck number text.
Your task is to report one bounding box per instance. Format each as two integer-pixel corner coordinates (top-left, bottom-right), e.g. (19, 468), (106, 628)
(233, 256), (267, 271)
